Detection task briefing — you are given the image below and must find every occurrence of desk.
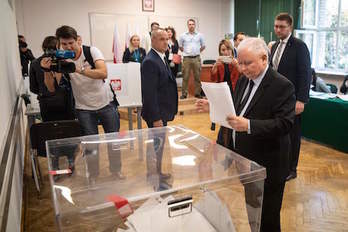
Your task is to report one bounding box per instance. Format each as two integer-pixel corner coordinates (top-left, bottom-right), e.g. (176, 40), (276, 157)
(188, 64), (213, 96)
(301, 96), (348, 153)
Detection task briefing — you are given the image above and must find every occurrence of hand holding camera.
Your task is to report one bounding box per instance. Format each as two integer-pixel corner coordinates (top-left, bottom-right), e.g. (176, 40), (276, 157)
(41, 49), (76, 73)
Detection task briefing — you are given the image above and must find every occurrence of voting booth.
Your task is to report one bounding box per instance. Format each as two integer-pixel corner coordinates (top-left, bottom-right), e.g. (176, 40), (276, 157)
(46, 126), (266, 231)
(107, 62), (142, 107)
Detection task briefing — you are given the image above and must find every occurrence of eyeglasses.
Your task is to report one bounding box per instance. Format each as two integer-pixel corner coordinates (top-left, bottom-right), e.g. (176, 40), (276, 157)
(274, 25), (289, 29)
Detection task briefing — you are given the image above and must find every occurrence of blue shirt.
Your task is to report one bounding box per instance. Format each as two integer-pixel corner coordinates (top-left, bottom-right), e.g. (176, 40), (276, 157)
(179, 32), (205, 56)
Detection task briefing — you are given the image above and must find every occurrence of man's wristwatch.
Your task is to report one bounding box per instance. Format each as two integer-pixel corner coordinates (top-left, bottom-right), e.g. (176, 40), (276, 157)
(80, 66), (85, 74)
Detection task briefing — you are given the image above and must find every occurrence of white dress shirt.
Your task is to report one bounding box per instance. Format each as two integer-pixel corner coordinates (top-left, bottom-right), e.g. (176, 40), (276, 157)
(152, 48), (166, 65)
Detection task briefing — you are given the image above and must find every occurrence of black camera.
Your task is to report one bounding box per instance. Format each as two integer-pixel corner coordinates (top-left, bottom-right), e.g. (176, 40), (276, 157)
(43, 49), (76, 73)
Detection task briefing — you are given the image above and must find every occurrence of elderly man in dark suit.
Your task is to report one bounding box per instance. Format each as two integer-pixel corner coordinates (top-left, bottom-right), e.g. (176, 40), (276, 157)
(228, 37), (295, 231)
(196, 37), (295, 231)
(141, 29), (178, 190)
(270, 13), (311, 181)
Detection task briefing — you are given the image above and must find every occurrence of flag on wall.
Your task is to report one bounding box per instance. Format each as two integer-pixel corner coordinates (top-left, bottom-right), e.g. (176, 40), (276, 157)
(112, 24), (122, 63)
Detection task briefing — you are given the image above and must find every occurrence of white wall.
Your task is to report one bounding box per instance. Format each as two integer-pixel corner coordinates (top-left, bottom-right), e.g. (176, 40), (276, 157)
(15, 0), (235, 60)
(0, 0), (26, 231)
(0, 0), (23, 159)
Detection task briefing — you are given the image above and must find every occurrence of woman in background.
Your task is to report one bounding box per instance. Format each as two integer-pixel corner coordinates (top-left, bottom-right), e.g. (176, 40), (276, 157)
(122, 35), (146, 63)
(211, 39), (240, 148)
(165, 26), (179, 78)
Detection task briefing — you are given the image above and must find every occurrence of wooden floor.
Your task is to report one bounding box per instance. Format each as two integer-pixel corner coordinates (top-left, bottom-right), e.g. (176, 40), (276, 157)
(22, 112), (348, 232)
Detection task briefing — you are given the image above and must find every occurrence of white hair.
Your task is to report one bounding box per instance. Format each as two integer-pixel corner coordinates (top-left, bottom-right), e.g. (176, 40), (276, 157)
(237, 37), (269, 61)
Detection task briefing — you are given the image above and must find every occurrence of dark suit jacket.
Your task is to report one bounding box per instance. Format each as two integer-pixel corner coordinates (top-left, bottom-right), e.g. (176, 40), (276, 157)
(141, 49), (178, 123)
(270, 35), (311, 103)
(233, 67), (296, 184)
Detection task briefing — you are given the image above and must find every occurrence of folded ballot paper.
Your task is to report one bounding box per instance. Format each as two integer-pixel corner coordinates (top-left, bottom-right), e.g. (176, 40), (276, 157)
(201, 82), (235, 129)
(119, 192), (235, 232)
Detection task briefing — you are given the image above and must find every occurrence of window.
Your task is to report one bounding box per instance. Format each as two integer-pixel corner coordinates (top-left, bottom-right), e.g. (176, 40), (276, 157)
(299, 0), (348, 72)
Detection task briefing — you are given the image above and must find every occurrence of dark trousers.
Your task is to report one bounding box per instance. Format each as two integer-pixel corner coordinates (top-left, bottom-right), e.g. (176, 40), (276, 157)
(245, 180), (286, 232)
(76, 102), (121, 178)
(145, 121), (170, 191)
(289, 115), (302, 172)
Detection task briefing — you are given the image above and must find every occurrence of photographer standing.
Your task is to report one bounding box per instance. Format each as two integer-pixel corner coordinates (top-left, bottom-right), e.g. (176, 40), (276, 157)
(30, 36), (75, 122)
(41, 25), (123, 180)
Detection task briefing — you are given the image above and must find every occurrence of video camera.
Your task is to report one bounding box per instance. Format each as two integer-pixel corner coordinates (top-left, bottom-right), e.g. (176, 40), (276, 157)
(43, 49), (76, 73)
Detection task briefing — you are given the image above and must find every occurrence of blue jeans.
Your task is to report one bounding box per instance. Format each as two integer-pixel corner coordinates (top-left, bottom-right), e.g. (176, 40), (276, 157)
(76, 102), (121, 178)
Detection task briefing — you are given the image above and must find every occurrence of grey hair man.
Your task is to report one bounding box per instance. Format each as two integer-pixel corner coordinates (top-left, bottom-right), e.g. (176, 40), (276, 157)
(227, 37), (295, 232)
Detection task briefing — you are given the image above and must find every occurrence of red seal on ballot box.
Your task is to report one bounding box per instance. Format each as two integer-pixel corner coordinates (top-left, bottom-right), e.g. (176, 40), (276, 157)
(107, 195), (133, 219)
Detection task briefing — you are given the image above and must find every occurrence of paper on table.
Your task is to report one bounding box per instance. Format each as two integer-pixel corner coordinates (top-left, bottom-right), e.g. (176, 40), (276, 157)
(337, 94), (348, 101)
(126, 196), (216, 232)
(201, 82), (235, 129)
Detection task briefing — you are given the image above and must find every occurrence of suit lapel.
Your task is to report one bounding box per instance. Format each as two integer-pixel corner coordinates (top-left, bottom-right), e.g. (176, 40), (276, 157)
(244, 68), (272, 116)
(277, 35), (293, 70)
(151, 49), (175, 82)
(270, 41), (279, 62)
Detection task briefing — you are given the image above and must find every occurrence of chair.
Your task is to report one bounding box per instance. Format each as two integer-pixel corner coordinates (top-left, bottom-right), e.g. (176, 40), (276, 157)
(30, 120), (82, 194)
(203, 59), (216, 65)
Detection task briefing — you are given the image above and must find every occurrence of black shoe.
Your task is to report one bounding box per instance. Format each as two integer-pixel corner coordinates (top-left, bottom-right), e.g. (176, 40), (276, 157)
(159, 173), (171, 180)
(180, 95), (187, 99)
(194, 94), (202, 99)
(286, 171), (297, 181)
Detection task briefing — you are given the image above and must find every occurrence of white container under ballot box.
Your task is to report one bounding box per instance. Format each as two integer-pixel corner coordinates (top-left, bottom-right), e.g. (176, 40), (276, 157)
(46, 125), (266, 232)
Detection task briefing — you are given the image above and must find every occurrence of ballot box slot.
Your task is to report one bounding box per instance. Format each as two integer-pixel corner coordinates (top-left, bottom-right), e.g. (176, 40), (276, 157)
(167, 196), (193, 218)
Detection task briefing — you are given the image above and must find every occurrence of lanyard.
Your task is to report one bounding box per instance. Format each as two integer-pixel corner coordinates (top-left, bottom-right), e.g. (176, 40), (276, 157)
(133, 49), (140, 62)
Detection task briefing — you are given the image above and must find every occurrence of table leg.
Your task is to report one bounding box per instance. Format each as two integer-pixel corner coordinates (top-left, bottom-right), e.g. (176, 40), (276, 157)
(136, 106), (142, 129)
(127, 108), (133, 130)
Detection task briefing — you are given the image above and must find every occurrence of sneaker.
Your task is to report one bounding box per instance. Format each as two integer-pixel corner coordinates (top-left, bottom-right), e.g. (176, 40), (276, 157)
(113, 171), (126, 180)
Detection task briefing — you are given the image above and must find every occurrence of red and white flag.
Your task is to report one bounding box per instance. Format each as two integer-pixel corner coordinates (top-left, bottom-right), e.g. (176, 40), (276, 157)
(112, 24), (123, 63)
(125, 23), (132, 49)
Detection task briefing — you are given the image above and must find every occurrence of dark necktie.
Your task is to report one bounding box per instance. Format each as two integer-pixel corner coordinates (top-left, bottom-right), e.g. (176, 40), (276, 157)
(237, 80), (254, 115)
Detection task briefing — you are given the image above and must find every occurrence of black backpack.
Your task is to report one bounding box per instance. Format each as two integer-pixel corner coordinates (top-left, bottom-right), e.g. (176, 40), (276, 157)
(80, 45), (119, 106)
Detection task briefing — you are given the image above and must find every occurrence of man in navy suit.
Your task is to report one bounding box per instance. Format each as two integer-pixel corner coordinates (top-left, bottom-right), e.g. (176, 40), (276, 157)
(141, 29), (178, 128)
(141, 29), (178, 190)
(270, 13), (311, 181)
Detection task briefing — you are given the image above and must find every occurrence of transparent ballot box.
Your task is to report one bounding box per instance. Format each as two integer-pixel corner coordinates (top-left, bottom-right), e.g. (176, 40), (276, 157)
(46, 125), (266, 232)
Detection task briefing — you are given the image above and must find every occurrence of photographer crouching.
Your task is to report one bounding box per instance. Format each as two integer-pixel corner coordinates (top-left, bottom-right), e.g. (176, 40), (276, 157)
(41, 25), (124, 181)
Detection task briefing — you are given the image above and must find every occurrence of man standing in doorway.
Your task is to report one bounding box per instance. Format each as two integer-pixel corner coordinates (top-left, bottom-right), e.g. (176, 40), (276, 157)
(270, 13), (311, 181)
(179, 19), (205, 99)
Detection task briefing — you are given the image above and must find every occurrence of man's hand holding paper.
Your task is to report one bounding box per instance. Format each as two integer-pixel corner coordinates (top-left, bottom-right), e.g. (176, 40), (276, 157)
(200, 82), (236, 129)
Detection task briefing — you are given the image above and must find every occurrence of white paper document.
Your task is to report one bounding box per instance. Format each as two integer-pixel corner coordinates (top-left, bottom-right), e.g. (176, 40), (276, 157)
(119, 196), (216, 232)
(201, 82), (235, 129)
(337, 94), (348, 101)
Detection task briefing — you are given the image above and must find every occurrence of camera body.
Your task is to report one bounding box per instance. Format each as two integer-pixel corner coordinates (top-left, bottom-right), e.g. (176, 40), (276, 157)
(43, 49), (76, 73)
